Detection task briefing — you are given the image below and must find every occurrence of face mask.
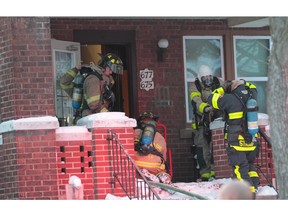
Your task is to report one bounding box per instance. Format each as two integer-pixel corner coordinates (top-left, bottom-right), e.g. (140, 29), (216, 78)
(201, 75), (213, 87)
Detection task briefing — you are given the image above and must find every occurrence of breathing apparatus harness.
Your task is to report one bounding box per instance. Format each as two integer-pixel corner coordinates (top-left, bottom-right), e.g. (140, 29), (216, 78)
(191, 77), (222, 144)
(134, 122), (157, 155)
(227, 84), (259, 144)
(134, 113), (170, 174)
(72, 65), (115, 123)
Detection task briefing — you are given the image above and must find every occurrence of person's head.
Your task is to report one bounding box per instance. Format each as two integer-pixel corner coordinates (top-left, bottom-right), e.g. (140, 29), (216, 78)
(218, 180), (254, 200)
(98, 53), (123, 75)
(198, 65), (214, 87)
(137, 111), (159, 127)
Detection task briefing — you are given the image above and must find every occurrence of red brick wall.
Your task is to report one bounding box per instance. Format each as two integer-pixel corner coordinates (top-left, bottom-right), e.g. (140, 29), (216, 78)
(212, 129), (231, 179)
(0, 114), (136, 200)
(0, 18), (15, 122)
(91, 127), (135, 199)
(0, 17), (54, 122)
(57, 138), (94, 200)
(0, 132), (18, 199)
(0, 129), (59, 199)
(17, 129), (59, 199)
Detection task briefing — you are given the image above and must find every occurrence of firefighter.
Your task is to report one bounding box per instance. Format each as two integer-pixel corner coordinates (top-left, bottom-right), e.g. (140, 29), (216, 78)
(189, 65), (225, 181)
(60, 53), (123, 121)
(134, 111), (171, 184)
(207, 81), (260, 196)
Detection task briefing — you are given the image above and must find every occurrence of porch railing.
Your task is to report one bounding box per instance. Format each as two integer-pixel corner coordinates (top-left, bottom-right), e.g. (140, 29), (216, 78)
(107, 127), (277, 199)
(107, 129), (161, 200)
(256, 128), (278, 192)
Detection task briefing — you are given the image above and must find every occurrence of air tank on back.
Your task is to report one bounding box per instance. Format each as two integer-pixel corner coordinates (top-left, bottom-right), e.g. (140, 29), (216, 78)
(246, 98), (259, 137)
(141, 120), (156, 146)
(72, 73), (85, 111)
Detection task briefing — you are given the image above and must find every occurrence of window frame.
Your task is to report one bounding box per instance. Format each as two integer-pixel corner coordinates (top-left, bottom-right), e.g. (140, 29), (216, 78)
(183, 36), (225, 123)
(233, 35), (271, 114)
(233, 35), (271, 82)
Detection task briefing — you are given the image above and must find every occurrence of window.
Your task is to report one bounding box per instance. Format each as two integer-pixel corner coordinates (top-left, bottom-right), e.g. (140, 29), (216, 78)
(233, 36), (271, 114)
(183, 36), (225, 123)
(54, 50), (76, 126)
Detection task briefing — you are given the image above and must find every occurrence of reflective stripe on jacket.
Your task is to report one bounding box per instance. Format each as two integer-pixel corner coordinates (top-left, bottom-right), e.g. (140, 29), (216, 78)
(208, 84), (258, 147)
(60, 68), (78, 98)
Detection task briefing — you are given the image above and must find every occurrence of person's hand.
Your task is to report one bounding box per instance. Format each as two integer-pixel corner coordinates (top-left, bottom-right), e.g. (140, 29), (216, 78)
(204, 106), (213, 113)
(231, 80), (245, 91)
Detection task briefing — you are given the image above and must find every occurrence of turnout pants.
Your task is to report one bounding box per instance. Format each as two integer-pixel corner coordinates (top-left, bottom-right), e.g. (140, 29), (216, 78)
(193, 127), (214, 179)
(226, 145), (260, 192)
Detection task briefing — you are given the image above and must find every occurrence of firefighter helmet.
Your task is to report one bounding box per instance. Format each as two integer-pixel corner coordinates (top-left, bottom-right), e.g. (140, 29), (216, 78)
(98, 53), (123, 75)
(232, 84), (250, 103)
(198, 65), (214, 87)
(137, 111), (159, 126)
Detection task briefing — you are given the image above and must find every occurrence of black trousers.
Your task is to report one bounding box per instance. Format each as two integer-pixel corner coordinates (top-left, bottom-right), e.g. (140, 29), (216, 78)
(226, 146), (260, 189)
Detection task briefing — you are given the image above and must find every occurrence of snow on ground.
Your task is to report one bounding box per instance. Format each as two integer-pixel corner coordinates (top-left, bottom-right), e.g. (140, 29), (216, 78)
(105, 178), (278, 200)
(3, 178), (281, 216)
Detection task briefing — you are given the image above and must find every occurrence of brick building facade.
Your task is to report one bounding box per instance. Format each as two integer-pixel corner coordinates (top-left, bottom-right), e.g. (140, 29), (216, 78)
(0, 17), (270, 188)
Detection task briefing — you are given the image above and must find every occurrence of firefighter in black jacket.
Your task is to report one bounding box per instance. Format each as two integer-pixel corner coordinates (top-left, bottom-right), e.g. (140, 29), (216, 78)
(207, 81), (260, 195)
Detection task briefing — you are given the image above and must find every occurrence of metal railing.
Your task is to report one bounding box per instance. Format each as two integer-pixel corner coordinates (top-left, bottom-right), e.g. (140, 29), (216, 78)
(108, 129), (161, 200)
(107, 127), (277, 199)
(157, 123), (173, 179)
(256, 128), (278, 192)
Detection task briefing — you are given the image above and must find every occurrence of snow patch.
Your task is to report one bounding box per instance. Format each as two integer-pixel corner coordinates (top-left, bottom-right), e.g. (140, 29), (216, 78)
(258, 113), (269, 126)
(77, 112), (136, 129)
(0, 116), (59, 133)
(56, 126), (92, 141)
(105, 178), (278, 200)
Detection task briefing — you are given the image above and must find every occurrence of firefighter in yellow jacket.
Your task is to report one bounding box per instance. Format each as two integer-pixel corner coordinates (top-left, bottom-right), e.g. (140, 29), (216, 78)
(189, 65), (226, 181)
(134, 112), (171, 184)
(60, 53), (123, 122)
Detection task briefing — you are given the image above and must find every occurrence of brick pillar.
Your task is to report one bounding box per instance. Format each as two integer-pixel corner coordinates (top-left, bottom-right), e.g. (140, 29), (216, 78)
(0, 116), (59, 199)
(210, 119), (231, 179)
(77, 112), (136, 199)
(55, 126), (94, 200)
(0, 17), (54, 122)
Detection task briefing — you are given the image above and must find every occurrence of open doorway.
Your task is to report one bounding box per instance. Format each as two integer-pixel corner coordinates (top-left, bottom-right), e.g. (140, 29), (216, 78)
(74, 30), (137, 118)
(80, 44), (130, 116)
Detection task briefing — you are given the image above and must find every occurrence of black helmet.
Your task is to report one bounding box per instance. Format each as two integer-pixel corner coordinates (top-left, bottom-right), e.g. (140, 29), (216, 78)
(137, 111), (159, 126)
(98, 53), (123, 74)
(232, 84), (250, 103)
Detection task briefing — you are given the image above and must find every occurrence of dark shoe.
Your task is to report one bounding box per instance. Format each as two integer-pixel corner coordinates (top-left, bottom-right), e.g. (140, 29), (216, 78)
(198, 177), (210, 182)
